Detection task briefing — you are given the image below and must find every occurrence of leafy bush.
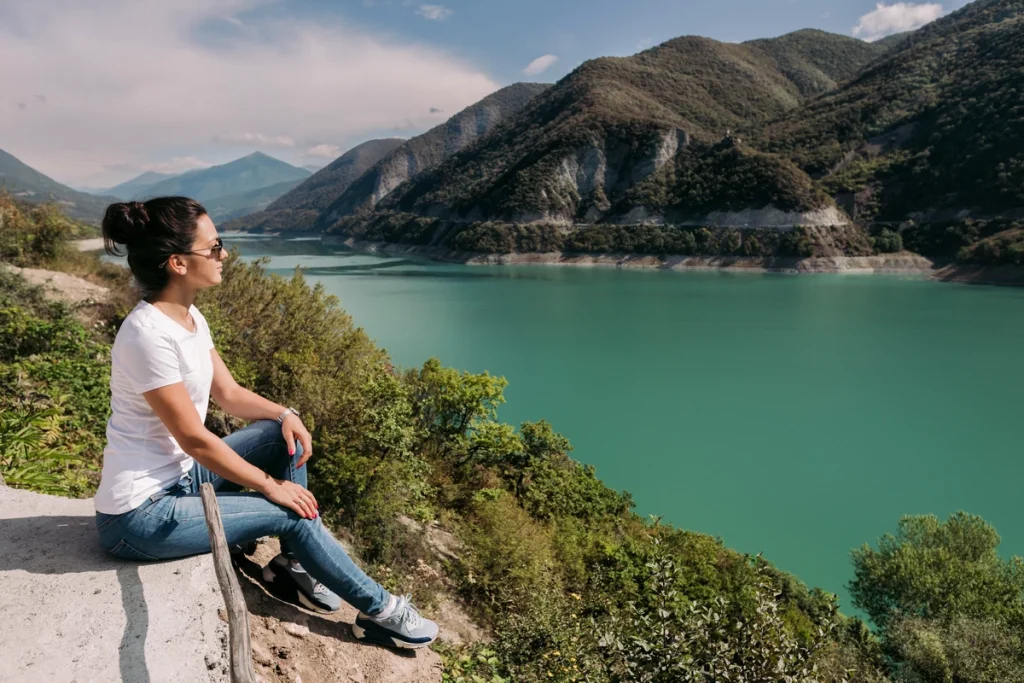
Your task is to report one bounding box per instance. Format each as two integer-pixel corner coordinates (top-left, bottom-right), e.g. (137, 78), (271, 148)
(886, 616), (1024, 683)
(0, 270), (109, 494)
(0, 404), (83, 495)
(871, 228), (903, 254)
(596, 544), (837, 682)
(0, 194), (95, 267)
(850, 512), (1024, 633)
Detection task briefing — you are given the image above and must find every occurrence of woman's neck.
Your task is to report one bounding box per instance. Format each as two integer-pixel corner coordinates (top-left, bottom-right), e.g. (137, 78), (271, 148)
(148, 284), (197, 329)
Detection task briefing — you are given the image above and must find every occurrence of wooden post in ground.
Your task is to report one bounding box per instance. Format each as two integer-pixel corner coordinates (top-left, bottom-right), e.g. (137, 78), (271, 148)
(201, 482), (257, 683)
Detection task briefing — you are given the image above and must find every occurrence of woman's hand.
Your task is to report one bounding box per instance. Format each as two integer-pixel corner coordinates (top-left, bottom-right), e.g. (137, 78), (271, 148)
(281, 413), (313, 467)
(262, 478), (319, 519)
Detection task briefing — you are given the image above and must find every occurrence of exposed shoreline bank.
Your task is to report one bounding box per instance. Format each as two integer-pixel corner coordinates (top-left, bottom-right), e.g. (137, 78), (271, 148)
(333, 237), (938, 276)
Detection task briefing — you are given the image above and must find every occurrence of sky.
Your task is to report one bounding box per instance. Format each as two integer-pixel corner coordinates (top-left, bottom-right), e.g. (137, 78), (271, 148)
(0, 0), (972, 188)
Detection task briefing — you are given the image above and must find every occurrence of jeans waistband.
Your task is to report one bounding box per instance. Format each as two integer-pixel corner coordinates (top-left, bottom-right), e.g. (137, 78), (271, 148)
(148, 472), (194, 503)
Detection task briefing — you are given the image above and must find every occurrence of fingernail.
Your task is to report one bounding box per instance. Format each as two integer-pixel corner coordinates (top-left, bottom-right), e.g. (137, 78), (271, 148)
(289, 449), (294, 456)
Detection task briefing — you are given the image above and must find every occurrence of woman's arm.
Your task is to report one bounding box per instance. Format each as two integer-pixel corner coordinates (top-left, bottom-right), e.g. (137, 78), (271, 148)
(142, 381), (318, 519)
(209, 349), (313, 464)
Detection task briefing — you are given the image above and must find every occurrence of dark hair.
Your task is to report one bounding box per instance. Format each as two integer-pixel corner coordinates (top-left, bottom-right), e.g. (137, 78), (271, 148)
(102, 196), (208, 297)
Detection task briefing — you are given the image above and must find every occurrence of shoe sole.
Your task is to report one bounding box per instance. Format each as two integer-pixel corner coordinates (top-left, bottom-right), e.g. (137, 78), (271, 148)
(351, 622), (435, 649)
(261, 564), (335, 613)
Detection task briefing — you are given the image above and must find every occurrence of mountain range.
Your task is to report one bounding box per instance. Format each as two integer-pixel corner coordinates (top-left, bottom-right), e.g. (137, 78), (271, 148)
(311, 0), (1019, 267)
(226, 82), (549, 232)
(0, 150), (313, 224)
(6, 0), (1022, 269)
(0, 149), (120, 222)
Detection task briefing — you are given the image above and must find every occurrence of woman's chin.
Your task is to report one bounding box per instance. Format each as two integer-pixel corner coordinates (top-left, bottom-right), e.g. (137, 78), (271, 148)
(201, 273), (223, 288)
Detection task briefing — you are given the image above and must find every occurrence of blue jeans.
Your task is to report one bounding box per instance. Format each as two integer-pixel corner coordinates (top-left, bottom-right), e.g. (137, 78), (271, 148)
(95, 419), (390, 615)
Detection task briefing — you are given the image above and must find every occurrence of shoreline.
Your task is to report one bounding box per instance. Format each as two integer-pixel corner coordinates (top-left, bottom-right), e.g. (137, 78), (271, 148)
(334, 238), (938, 276)
(77, 235), (1023, 286)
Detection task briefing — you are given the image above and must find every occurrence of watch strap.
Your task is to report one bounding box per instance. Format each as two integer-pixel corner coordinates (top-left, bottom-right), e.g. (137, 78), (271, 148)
(276, 407), (299, 424)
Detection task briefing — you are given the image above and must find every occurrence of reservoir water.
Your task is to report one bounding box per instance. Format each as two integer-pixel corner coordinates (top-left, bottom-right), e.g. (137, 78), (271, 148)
(226, 233), (1024, 614)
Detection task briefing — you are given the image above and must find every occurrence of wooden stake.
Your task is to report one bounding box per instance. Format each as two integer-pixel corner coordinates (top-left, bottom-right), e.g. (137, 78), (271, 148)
(201, 482), (257, 683)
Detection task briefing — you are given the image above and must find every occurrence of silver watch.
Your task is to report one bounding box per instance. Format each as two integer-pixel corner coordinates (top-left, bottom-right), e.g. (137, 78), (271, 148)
(276, 407), (300, 424)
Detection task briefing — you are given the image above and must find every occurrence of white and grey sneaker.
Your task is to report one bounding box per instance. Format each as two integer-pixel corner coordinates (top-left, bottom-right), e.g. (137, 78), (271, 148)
(262, 553), (342, 612)
(352, 595), (438, 649)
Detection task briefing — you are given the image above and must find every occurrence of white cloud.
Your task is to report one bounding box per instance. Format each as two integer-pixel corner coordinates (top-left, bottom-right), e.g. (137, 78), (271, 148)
(523, 54), (559, 76)
(213, 131), (296, 147)
(0, 0), (497, 186)
(416, 4), (452, 20)
(304, 144), (342, 159)
(852, 2), (945, 41)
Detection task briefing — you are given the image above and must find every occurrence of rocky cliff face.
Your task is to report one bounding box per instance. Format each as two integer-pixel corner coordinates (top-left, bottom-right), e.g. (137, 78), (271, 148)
(317, 82), (550, 227)
(225, 138), (406, 232)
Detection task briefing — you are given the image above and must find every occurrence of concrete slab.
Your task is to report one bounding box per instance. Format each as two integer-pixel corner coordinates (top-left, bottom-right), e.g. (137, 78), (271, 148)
(0, 486), (229, 683)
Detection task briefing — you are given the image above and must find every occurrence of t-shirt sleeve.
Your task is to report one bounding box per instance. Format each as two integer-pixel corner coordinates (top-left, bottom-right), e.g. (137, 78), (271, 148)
(117, 327), (184, 393)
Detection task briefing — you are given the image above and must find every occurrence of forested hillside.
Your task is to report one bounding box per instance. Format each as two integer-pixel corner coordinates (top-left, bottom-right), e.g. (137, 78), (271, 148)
(315, 1), (1022, 268)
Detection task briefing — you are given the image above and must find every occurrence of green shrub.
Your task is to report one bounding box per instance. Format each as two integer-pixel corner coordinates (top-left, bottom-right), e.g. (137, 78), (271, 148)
(886, 616), (1024, 683)
(872, 228), (903, 254)
(462, 492), (562, 617)
(850, 512), (1024, 633)
(0, 404), (84, 495)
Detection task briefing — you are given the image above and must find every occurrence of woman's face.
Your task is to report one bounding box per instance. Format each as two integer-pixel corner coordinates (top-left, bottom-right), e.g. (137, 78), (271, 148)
(183, 214), (227, 289)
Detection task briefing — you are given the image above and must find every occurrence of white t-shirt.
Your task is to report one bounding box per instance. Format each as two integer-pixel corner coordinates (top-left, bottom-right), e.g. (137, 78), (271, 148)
(94, 301), (215, 514)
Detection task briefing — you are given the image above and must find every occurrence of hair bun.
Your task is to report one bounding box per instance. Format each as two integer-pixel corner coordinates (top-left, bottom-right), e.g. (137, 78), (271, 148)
(101, 200), (150, 248)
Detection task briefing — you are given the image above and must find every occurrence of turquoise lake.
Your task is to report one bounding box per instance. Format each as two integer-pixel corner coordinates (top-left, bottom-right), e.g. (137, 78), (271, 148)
(226, 233), (1024, 615)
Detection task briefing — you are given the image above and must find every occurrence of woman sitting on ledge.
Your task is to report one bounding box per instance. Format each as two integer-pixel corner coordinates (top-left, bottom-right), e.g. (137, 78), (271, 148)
(94, 196), (437, 650)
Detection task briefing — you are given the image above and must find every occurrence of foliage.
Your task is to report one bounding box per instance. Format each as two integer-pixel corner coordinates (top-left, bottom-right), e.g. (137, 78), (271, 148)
(850, 512), (1024, 633)
(885, 615), (1024, 683)
(0, 404), (83, 495)
(595, 543), (837, 682)
(623, 140), (829, 215)
(0, 194), (96, 266)
(870, 228), (903, 254)
(0, 270), (108, 495)
(438, 643), (509, 683)
(764, 2), (1024, 218)
(956, 226), (1024, 265)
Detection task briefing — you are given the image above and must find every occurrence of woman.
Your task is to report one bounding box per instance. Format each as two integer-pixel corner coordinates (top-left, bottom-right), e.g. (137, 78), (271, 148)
(93, 196), (437, 649)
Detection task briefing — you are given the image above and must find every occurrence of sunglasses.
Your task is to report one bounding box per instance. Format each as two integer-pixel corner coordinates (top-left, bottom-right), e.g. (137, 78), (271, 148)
(182, 237), (225, 259)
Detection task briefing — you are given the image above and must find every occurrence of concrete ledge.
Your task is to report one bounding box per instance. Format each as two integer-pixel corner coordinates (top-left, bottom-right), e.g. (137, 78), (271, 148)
(0, 486), (229, 683)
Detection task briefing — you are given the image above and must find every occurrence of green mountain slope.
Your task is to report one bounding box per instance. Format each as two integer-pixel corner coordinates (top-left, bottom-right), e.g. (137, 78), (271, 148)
(342, 30), (883, 229)
(138, 152), (310, 203)
(315, 83), (550, 227)
(202, 178), (306, 223)
(225, 139), (405, 232)
(0, 148), (119, 223)
(103, 171), (178, 200)
(325, 0), (1022, 267)
(761, 0), (1024, 221)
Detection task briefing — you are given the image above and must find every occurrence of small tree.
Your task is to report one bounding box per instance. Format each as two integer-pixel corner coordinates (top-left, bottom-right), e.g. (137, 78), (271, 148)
(850, 513), (1024, 632)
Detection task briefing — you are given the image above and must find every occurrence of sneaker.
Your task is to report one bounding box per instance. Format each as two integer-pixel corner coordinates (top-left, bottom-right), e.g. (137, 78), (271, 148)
(229, 540), (258, 557)
(262, 553), (342, 612)
(352, 595), (438, 649)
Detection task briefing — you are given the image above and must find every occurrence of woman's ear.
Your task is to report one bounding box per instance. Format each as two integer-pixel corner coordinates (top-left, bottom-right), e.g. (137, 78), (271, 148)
(167, 254), (188, 276)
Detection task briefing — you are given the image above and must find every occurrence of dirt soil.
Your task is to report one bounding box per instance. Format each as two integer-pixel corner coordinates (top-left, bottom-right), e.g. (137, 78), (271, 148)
(237, 539), (443, 683)
(2, 263), (110, 304)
